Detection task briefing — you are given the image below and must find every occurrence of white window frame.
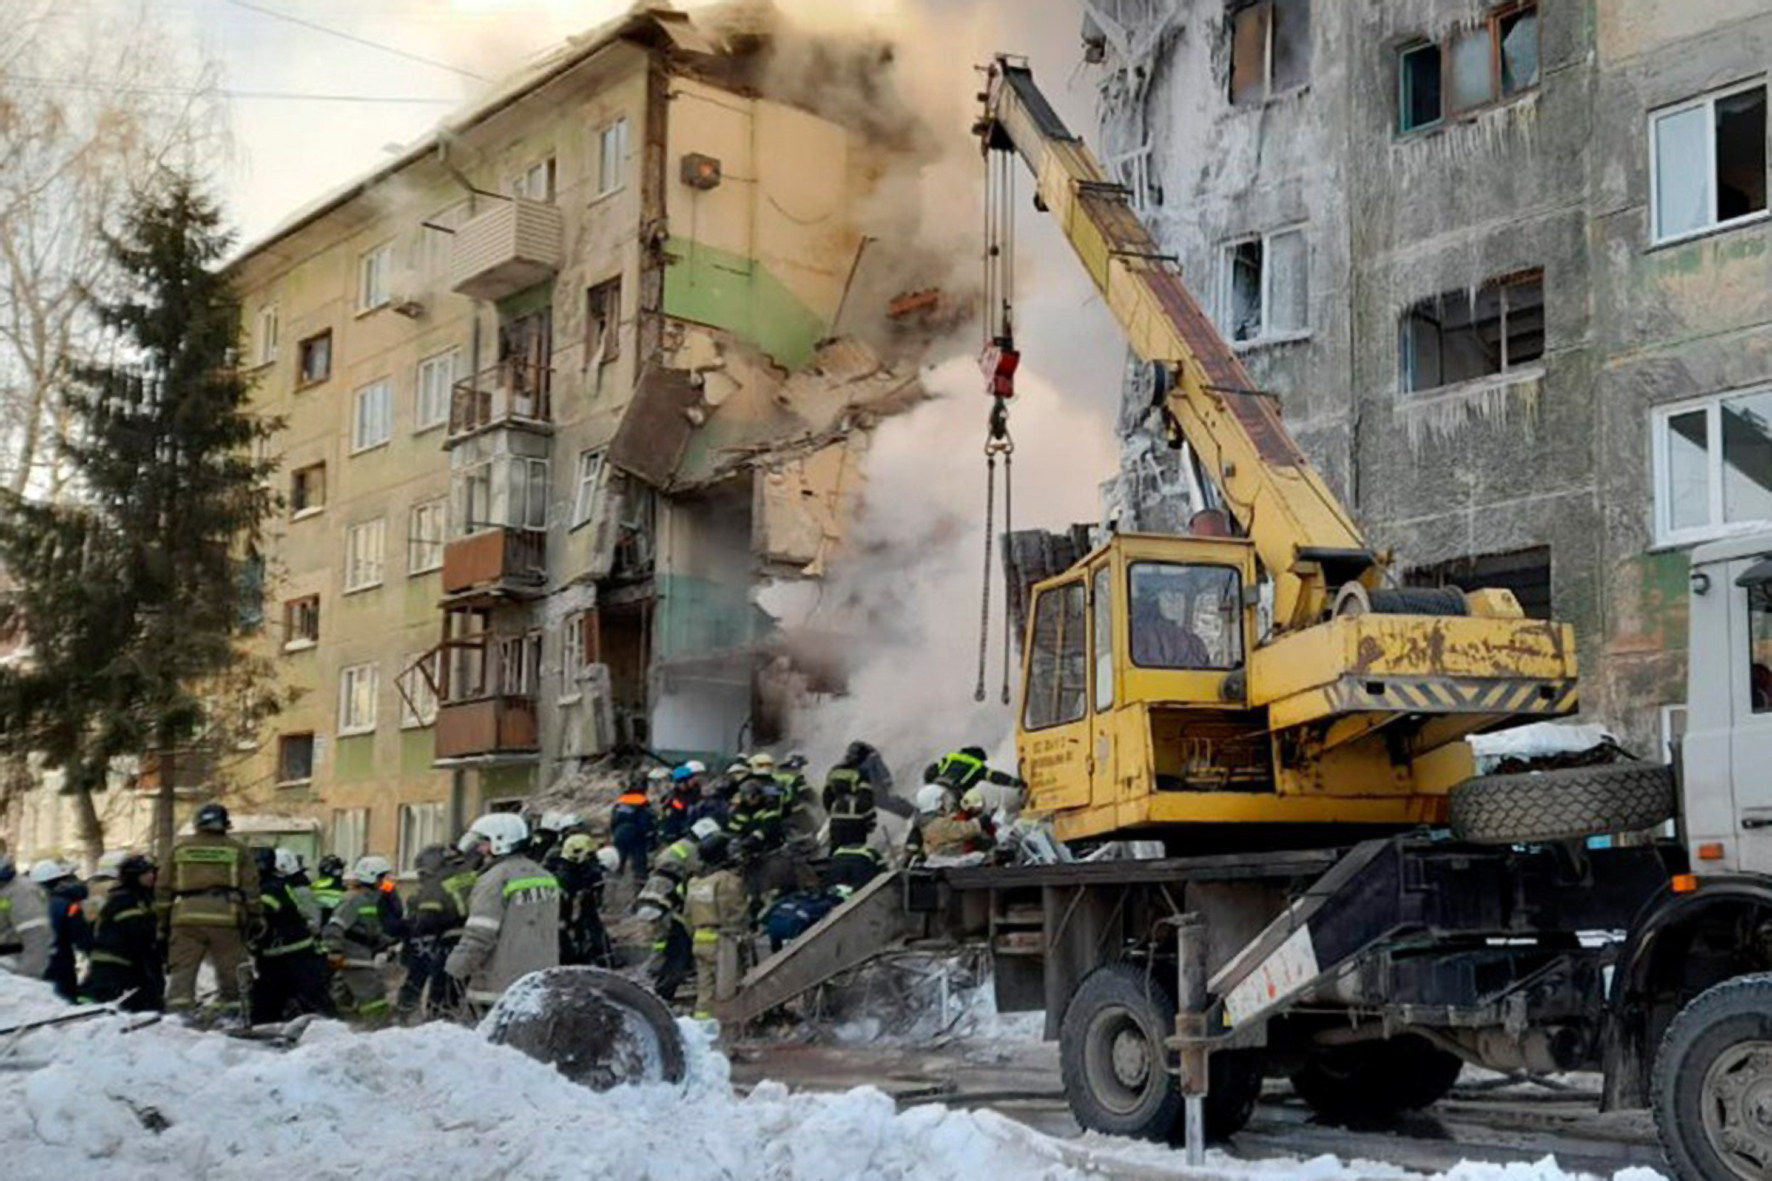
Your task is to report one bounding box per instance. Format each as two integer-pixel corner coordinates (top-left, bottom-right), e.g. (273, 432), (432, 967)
(345, 518), (386, 592)
(516, 456), (549, 531)
(283, 594), (320, 651)
(571, 450), (603, 530)
(409, 498), (447, 575)
(352, 377), (394, 454)
(358, 242), (393, 312)
(1649, 79), (1771, 247)
(331, 807), (369, 866)
(1218, 224), (1310, 346)
(397, 801), (449, 872)
(338, 662), (379, 736)
(1652, 387), (1772, 546)
(255, 304), (279, 366)
(561, 611), (587, 702)
(399, 651), (440, 729)
(415, 348), (458, 433)
(512, 157), (557, 203)
(597, 117), (629, 197)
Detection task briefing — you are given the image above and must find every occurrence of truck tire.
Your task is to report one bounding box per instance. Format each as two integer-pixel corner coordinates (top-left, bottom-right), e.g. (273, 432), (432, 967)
(1448, 763), (1674, 844)
(1288, 1035), (1464, 1122)
(1653, 973), (1772, 1181)
(483, 967), (687, 1091)
(1059, 962), (1262, 1143)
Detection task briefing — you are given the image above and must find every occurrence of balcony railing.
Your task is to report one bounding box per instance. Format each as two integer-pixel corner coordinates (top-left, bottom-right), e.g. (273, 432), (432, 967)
(434, 694), (539, 761)
(449, 198), (562, 301)
(448, 361), (552, 439)
(442, 527), (546, 597)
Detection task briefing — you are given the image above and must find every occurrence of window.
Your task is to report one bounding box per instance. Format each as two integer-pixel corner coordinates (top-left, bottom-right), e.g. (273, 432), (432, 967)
(572, 450), (603, 529)
(291, 462), (325, 517)
(1229, 0), (1309, 105)
(297, 330), (332, 386)
(283, 595), (320, 649)
(255, 305), (279, 366)
(352, 377), (393, 452)
(1129, 563), (1243, 670)
(345, 518), (386, 592)
(409, 498), (447, 575)
(415, 349), (459, 433)
(1023, 581), (1088, 730)
(1398, 4), (1538, 134)
(512, 157), (557, 203)
(1405, 546), (1552, 619)
(585, 277), (622, 366)
(277, 733), (315, 785)
(516, 457), (549, 530)
(331, 807), (369, 866)
(1653, 389), (1772, 545)
(359, 242), (393, 311)
(1092, 566), (1114, 712)
(562, 610), (596, 700)
(598, 117), (629, 196)
(1400, 271), (1544, 394)
(463, 460), (494, 533)
(1651, 81), (1769, 245)
(398, 802), (449, 872)
(499, 632), (542, 696)
(338, 662), (379, 735)
(1220, 226), (1308, 343)
(1750, 582), (1772, 714)
(398, 651), (439, 727)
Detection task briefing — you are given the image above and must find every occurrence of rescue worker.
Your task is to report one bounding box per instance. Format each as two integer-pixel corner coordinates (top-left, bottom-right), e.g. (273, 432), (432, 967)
(0, 852), (50, 979)
(251, 846), (331, 1023)
(684, 829), (748, 1020)
(396, 844), (470, 1021)
(634, 816), (719, 1003)
(322, 855), (398, 1027)
(924, 746), (1024, 796)
(311, 854), (346, 927)
(823, 741), (883, 841)
(658, 764), (702, 844)
(279, 849), (321, 932)
(446, 813), (561, 1013)
(87, 850), (126, 909)
(904, 782), (950, 866)
(78, 853), (162, 1011)
(691, 759), (743, 829)
(555, 833), (614, 967)
(35, 859), (91, 1001)
(921, 787), (997, 864)
(611, 774), (657, 882)
(160, 802), (262, 1019)
(528, 811), (581, 865)
(728, 768), (784, 852)
(823, 839), (884, 892)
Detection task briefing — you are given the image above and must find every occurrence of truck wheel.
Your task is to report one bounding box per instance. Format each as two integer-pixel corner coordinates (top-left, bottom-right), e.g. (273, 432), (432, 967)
(1059, 962), (1263, 1142)
(1288, 1035), (1463, 1121)
(1448, 763), (1674, 844)
(1654, 973), (1772, 1181)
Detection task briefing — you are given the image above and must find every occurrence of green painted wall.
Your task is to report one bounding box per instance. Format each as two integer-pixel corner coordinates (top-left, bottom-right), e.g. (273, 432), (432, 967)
(662, 237), (828, 370)
(334, 735), (376, 783)
(401, 729), (434, 776)
(478, 764), (535, 805)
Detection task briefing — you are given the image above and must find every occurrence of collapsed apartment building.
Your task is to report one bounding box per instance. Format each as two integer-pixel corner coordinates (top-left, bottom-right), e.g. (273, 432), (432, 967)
(224, 5), (935, 866)
(1082, 0), (1772, 756)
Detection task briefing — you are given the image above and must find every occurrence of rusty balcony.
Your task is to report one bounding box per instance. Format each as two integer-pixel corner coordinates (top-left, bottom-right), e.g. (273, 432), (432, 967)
(434, 694), (539, 761)
(442, 527), (546, 599)
(448, 361), (552, 440)
(449, 197), (562, 301)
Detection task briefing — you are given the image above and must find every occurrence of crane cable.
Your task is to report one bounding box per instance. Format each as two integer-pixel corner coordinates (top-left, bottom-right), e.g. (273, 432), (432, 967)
(975, 142), (1018, 704)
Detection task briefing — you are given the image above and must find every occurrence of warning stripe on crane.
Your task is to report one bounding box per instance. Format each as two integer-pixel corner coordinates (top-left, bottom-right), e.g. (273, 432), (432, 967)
(1325, 677), (1578, 715)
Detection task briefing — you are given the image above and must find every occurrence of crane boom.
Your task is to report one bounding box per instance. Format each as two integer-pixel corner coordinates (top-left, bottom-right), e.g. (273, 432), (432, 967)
(979, 59), (1375, 632)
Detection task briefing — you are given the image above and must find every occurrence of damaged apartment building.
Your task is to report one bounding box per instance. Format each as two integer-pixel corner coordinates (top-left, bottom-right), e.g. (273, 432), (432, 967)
(226, 6), (930, 864)
(1084, 0), (1772, 755)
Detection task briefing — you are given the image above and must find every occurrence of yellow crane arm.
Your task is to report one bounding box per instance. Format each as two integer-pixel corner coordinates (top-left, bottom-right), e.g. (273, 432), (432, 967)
(979, 59), (1377, 632)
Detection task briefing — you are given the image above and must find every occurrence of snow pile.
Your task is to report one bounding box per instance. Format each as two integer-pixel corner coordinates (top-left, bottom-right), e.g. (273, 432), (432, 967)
(1469, 722), (1615, 772)
(0, 974), (1659, 1181)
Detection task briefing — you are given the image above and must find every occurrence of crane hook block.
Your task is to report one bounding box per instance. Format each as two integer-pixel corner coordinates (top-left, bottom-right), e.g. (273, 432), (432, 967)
(980, 337), (1021, 400)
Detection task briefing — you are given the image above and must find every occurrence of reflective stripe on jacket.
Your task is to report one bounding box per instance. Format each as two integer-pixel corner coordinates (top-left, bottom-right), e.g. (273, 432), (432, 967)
(444, 855), (560, 1004)
(156, 832), (261, 929)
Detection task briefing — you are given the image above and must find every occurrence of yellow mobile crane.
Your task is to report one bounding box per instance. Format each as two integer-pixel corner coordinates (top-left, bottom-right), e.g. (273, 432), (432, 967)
(978, 58), (1576, 845)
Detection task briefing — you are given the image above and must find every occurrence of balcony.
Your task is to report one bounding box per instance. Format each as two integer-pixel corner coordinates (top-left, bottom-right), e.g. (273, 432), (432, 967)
(449, 198), (562, 301)
(434, 695), (539, 762)
(448, 361), (552, 440)
(442, 527), (546, 599)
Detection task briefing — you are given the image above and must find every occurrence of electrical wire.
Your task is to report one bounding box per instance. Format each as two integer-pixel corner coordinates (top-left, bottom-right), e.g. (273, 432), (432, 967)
(217, 0), (487, 82)
(0, 73), (458, 105)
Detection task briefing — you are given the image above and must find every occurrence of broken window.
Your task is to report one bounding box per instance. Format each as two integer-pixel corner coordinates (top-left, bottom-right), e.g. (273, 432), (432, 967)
(291, 461), (325, 516)
(398, 652), (440, 728)
(283, 595), (320, 648)
(598, 117), (629, 196)
(572, 450), (604, 529)
(511, 156), (556, 203)
(1229, 0), (1310, 106)
(1405, 547), (1552, 619)
(585, 277), (621, 367)
(1220, 226), (1308, 343)
(1655, 389), (1772, 544)
(1023, 580), (1088, 730)
(1652, 81), (1769, 244)
(277, 734), (314, 785)
(1397, 4), (1537, 134)
(297, 330), (332, 387)
(1399, 270), (1544, 394)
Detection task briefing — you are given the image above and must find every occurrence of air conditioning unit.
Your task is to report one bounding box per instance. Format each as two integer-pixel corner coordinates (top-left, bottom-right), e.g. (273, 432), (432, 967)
(391, 297), (426, 319)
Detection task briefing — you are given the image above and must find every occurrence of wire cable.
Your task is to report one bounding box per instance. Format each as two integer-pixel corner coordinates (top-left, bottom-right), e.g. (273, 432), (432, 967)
(218, 0), (487, 81)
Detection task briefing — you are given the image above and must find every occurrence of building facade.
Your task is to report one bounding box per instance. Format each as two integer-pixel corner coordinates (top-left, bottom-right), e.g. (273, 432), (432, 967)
(227, 9), (929, 867)
(1087, 0), (1772, 755)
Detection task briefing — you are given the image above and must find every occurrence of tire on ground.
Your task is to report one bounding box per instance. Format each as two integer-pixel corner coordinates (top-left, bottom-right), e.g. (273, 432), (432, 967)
(1653, 972), (1772, 1181)
(1287, 1035), (1464, 1122)
(1448, 763), (1675, 844)
(483, 966), (687, 1090)
(1059, 961), (1262, 1143)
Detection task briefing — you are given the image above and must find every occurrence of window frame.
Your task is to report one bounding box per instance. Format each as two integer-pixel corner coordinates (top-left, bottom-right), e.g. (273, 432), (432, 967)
(414, 348), (459, 434)
(398, 651), (440, 729)
(1021, 579), (1090, 732)
(397, 801), (449, 872)
(1396, 2), (1539, 137)
(296, 330), (333, 388)
(344, 518), (387, 593)
(290, 461), (326, 519)
(1398, 269), (1545, 396)
(351, 377), (394, 454)
(597, 117), (630, 197)
(512, 156), (557, 203)
(1218, 223), (1310, 346)
(571, 449), (604, 530)
(1228, 0), (1310, 107)
(358, 241), (394, 312)
(331, 807), (369, 866)
(585, 276), (622, 367)
(338, 662), (379, 736)
(1648, 77), (1771, 248)
(1127, 561), (1247, 672)
(276, 732), (315, 786)
(561, 611), (589, 703)
(408, 497), (448, 575)
(255, 304), (279, 366)
(1651, 387), (1772, 547)
(282, 594), (320, 651)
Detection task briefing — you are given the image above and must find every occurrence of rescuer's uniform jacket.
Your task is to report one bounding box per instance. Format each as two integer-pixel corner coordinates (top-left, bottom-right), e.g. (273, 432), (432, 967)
(445, 855), (560, 1006)
(0, 872), (51, 979)
(79, 881), (162, 1010)
(685, 864), (748, 1018)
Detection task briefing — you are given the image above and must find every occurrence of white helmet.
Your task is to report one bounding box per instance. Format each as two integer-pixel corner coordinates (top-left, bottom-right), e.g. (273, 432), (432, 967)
(92, 850), (128, 881)
(595, 845), (621, 874)
(538, 810), (582, 833)
(690, 817), (722, 842)
(274, 848), (303, 877)
(915, 784), (949, 816)
(960, 786), (987, 815)
(459, 812), (530, 857)
(349, 855), (394, 884)
(29, 858), (74, 884)
(646, 766), (671, 783)
(684, 759), (707, 776)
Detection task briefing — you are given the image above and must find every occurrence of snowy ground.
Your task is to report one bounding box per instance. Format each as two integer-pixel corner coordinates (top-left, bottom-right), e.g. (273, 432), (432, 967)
(0, 974), (1666, 1181)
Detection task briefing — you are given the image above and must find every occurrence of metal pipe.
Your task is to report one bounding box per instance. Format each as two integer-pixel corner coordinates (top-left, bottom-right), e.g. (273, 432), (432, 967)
(1173, 913), (1209, 1168)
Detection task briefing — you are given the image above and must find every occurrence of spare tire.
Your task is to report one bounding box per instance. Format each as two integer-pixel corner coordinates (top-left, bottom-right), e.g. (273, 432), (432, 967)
(483, 967), (687, 1090)
(1448, 763), (1675, 844)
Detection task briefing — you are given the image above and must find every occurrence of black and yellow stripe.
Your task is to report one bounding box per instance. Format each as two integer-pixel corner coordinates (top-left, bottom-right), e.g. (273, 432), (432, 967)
(1326, 677), (1577, 716)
